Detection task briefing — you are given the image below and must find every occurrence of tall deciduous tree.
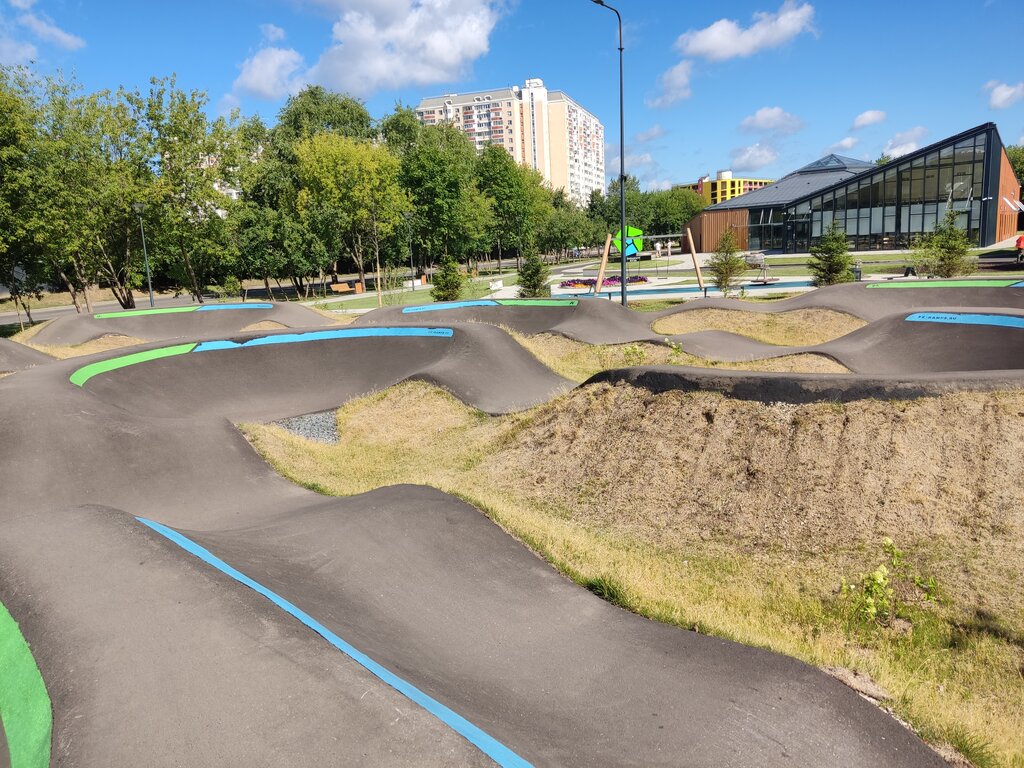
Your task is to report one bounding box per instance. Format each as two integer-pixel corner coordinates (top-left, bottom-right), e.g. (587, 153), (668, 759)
(296, 134), (410, 299)
(146, 76), (240, 301)
(401, 124), (479, 264)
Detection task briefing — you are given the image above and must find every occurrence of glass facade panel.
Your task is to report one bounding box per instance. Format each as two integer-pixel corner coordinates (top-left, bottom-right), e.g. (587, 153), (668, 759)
(781, 128), (989, 252)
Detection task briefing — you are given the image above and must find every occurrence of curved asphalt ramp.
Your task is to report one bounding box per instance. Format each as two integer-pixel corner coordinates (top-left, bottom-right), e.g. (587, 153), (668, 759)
(354, 298), (664, 345)
(676, 309), (1024, 378)
(0, 320), (950, 766)
(655, 279), (1024, 322)
(29, 302), (334, 347)
(0, 338), (52, 373)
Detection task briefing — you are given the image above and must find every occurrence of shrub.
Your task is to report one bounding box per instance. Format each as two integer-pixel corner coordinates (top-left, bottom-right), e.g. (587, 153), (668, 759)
(431, 257), (465, 302)
(809, 223), (853, 285)
(706, 230), (748, 297)
(518, 251), (551, 298)
(912, 208), (976, 277)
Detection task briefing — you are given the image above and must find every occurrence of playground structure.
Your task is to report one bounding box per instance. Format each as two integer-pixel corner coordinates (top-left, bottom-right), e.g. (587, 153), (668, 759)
(2, 280), (1024, 766)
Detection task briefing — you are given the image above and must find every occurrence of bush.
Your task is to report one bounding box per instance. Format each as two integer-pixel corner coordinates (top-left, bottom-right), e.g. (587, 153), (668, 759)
(912, 208), (976, 277)
(706, 230), (747, 297)
(809, 223), (853, 285)
(431, 257), (465, 302)
(518, 251), (550, 298)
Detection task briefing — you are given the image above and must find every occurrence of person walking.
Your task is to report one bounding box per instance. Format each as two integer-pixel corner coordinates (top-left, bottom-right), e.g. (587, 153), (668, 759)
(1017, 233), (1024, 264)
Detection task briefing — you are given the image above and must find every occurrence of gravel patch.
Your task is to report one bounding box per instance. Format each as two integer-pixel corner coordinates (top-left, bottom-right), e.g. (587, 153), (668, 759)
(275, 410), (339, 444)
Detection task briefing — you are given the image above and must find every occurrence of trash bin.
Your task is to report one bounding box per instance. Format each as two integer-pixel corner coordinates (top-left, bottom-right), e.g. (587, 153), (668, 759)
(852, 265), (862, 281)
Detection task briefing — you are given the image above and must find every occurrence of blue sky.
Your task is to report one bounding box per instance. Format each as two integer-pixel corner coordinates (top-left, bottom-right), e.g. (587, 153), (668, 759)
(2, 0), (1022, 191)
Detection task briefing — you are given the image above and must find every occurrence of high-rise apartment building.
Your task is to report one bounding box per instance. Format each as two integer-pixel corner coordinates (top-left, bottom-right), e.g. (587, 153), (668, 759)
(415, 78), (604, 207)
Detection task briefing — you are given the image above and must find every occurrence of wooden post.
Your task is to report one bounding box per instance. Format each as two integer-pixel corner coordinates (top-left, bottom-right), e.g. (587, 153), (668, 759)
(686, 226), (704, 290)
(594, 233), (613, 297)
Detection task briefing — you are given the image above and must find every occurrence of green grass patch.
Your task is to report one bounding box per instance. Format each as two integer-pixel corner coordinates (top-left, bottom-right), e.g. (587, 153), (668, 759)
(0, 601), (52, 768)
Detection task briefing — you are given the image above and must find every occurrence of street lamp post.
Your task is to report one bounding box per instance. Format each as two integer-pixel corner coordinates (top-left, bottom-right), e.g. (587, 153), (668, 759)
(590, 0), (628, 306)
(131, 202), (155, 308)
(404, 211), (415, 291)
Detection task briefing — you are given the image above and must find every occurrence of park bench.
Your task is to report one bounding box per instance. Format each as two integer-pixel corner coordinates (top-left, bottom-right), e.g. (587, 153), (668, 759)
(329, 281), (364, 295)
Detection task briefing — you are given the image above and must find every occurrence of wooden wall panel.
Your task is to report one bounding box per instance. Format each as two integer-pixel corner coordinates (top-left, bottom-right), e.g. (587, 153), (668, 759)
(996, 147), (1022, 242)
(690, 209), (749, 252)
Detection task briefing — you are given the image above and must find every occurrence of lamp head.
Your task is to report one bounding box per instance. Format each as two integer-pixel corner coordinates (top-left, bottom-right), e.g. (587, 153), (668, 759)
(591, 0), (605, 5)
(132, 202), (145, 214)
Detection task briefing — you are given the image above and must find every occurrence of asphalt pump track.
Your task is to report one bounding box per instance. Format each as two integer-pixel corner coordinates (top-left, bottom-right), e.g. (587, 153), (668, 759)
(4, 281), (1024, 766)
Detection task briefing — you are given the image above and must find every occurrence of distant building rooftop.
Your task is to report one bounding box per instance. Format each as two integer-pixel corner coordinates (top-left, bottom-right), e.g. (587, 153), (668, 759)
(706, 154), (875, 211)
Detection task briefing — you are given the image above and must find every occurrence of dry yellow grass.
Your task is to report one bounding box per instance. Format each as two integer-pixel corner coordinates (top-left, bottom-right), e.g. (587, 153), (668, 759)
(509, 331), (848, 382)
(244, 381), (1024, 766)
(305, 306), (358, 324)
(652, 307), (866, 346)
(21, 333), (148, 359)
(240, 320), (289, 332)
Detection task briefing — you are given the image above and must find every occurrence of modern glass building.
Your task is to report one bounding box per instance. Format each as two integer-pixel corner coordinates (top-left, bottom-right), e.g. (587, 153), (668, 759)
(686, 123), (1022, 253)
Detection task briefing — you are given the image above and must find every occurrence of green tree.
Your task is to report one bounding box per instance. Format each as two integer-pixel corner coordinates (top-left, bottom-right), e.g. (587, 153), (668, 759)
(1006, 145), (1024, 188)
(649, 187), (706, 235)
(379, 103), (421, 158)
(296, 134), (411, 298)
(273, 86), (372, 150)
(912, 208), (976, 277)
(517, 250), (550, 298)
(146, 76), (240, 301)
(401, 124), (479, 264)
(875, 153), (893, 166)
(808, 223), (853, 285)
(539, 206), (589, 261)
(707, 229), (747, 297)
(431, 256), (464, 302)
(0, 66), (47, 324)
(476, 144), (526, 273)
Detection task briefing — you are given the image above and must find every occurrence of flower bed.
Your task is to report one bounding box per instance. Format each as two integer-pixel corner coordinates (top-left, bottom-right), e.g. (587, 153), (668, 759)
(559, 275), (649, 289)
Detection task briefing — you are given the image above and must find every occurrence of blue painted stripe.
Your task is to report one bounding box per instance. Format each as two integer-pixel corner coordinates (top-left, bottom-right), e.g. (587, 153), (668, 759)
(193, 327), (454, 352)
(402, 301), (498, 314)
(135, 517), (533, 768)
(906, 312), (1024, 329)
(196, 303), (273, 312)
(1012, 281), (1024, 289)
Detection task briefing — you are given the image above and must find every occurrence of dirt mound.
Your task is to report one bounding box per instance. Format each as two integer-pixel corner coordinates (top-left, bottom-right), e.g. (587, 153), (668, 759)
(653, 308), (866, 345)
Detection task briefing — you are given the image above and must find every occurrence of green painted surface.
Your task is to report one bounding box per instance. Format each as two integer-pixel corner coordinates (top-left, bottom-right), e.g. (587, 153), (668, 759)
(496, 299), (579, 307)
(867, 280), (1018, 289)
(0, 601), (52, 768)
(69, 343), (197, 387)
(94, 306), (198, 319)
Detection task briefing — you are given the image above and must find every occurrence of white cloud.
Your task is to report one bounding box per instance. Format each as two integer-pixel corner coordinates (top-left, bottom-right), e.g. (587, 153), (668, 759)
(883, 126), (927, 158)
(217, 92), (242, 116)
(852, 110), (886, 129)
(647, 60), (693, 108)
(635, 124), (666, 143)
(984, 80), (1024, 110)
(233, 47), (306, 100)
(740, 106), (803, 135)
(17, 12), (84, 50)
(0, 35), (35, 63)
(260, 23), (286, 42)
(675, 1), (815, 62)
(625, 152), (654, 167)
(8, 0), (36, 9)
(731, 143), (778, 171)
(644, 178), (674, 192)
(826, 136), (859, 153)
(307, 0), (500, 98)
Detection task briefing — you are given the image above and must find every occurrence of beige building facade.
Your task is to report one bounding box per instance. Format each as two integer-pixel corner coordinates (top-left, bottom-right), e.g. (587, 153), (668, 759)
(415, 78), (604, 206)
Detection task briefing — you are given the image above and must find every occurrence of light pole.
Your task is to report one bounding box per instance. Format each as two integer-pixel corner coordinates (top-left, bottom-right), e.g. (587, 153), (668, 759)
(590, 0), (628, 306)
(404, 211), (415, 290)
(132, 202), (154, 308)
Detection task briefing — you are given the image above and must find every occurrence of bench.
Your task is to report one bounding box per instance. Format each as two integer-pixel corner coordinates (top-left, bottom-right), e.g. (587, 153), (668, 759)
(329, 281), (364, 295)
